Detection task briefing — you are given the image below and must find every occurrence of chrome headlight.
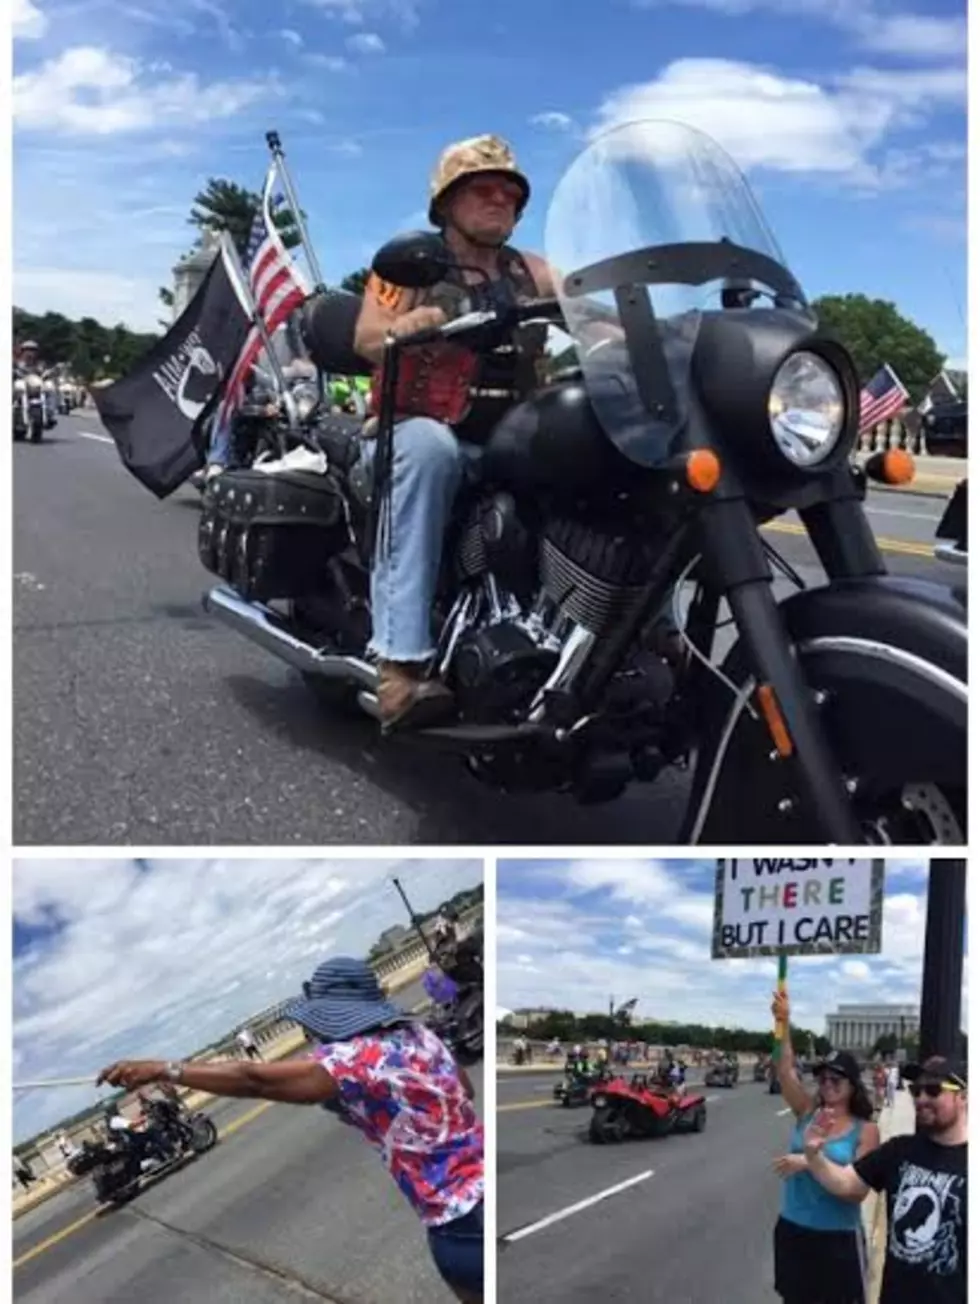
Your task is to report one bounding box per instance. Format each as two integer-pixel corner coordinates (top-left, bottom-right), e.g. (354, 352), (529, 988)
(768, 351), (845, 468)
(592, 1095), (607, 1107)
(292, 384), (319, 421)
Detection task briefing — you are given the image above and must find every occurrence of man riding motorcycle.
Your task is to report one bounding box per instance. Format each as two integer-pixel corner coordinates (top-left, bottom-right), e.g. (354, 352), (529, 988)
(353, 134), (559, 730)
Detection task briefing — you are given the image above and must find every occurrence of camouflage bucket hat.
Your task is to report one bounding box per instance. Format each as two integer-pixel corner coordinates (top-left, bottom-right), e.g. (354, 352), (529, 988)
(428, 134), (530, 226)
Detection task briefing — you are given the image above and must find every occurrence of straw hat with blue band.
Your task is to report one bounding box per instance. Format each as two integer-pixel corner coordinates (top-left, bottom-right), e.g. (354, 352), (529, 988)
(284, 957), (408, 1042)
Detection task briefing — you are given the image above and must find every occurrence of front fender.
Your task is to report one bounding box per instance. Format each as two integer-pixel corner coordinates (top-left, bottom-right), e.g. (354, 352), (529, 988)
(679, 576), (967, 843)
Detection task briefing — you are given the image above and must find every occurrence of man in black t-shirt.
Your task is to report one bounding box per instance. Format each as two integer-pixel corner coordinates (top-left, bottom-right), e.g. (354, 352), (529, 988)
(802, 1055), (967, 1303)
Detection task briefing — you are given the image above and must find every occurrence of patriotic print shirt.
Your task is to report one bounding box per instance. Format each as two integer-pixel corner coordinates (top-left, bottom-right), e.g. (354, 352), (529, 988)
(313, 1023), (484, 1227)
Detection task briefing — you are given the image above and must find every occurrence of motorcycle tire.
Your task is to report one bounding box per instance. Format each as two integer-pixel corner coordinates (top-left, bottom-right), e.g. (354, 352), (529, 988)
(30, 420), (44, 443)
(190, 1116), (218, 1153)
(690, 1104), (707, 1133)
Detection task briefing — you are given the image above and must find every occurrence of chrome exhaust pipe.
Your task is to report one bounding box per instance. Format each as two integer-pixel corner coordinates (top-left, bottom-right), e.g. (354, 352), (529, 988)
(203, 586), (379, 691)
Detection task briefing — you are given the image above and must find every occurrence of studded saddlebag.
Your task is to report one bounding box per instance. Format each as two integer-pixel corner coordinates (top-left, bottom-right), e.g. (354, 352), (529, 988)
(198, 468), (349, 602)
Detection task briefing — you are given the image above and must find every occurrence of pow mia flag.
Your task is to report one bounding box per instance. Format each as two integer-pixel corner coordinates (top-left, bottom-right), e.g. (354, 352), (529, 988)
(92, 237), (252, 498)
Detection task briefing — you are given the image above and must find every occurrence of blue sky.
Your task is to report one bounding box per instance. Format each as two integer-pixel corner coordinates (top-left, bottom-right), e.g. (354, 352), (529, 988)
(497, 858), (968, 1037)
(12, 856), (483, 1142)
(13, 0), (966, 368)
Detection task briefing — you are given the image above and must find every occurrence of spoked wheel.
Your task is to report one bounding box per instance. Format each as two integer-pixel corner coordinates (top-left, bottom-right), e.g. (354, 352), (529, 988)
(190, 1116), (218, 1153)
(859, 783), (965, 845)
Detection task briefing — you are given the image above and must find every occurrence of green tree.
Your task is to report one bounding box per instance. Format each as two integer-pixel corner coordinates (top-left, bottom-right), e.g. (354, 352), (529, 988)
(873, 1032), (899, 1056)
(812, 293), (944, 404)
(341, 267), (370, 295)
(189, 177), (302, 257)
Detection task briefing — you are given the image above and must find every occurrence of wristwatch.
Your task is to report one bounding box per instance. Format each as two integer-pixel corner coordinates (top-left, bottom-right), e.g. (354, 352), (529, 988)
(165, 1061), (185, 1083)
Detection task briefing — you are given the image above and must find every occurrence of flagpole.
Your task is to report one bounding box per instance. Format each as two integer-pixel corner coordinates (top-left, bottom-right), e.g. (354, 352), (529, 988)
(265, 130), (326, 292)
(13, 1076), (99, 1090)
(219, 230), (296, 454)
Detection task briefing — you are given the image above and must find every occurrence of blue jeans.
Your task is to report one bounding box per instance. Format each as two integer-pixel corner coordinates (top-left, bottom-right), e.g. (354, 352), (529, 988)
(367, 417), (480, 662)
(427, 1201), (483, 1295)
(365, 414), (677, 663)
(207, 416), (232, 468)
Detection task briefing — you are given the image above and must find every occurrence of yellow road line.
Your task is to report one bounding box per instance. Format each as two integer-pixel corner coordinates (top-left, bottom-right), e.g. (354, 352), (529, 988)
(13, 1102), (276, 1270)
(763, 520), (936, 559)
(498, 1099), (554, 1113)
(13, 1208), (101, 1269)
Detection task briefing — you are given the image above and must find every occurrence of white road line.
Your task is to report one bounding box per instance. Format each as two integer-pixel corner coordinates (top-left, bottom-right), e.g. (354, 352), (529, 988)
(502, 1170), (655, 1244)
(77, 430), (113, 444)
(865, 504), (941, 522)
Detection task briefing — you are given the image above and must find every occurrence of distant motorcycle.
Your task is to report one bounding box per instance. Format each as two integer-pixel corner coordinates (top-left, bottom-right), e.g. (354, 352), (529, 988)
(66, 1109), (217, 1205)
(13, 373), (46, 442)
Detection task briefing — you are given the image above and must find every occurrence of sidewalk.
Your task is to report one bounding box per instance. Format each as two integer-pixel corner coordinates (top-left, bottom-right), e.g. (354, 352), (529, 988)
(863, 1087), (916, 1304)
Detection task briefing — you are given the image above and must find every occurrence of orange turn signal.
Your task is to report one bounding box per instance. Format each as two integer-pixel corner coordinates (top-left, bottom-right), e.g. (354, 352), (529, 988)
(881, 448), (915, 486)
(757, 683), (794, 758)
(685, 449), (721, 493)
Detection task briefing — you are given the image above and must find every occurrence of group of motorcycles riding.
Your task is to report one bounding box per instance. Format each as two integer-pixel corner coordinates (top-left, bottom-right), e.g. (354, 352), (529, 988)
(12, 368), (82, 442)
(193, 121), (966, 846)
(67, 1097), (218, 1206)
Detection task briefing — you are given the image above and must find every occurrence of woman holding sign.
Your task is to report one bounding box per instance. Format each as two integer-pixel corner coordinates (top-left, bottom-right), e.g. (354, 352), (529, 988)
(770, 988), (879, 1304)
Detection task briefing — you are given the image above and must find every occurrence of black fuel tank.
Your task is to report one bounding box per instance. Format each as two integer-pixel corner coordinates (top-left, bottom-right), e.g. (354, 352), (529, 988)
(481, 381), (631, 495)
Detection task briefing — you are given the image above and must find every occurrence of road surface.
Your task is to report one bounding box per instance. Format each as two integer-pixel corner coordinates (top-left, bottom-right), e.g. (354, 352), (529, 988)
(497, 1070), (796, 1302)
(14, 1053), (483, 1304)
(14, 413), (964, 845)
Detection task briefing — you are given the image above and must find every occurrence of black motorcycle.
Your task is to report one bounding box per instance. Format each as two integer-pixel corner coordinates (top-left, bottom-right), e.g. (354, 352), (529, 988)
(198, 120), (966, 844)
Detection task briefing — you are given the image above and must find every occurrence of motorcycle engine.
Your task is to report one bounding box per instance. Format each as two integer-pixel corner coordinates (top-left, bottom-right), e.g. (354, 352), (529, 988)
(451, 623), (556, 722)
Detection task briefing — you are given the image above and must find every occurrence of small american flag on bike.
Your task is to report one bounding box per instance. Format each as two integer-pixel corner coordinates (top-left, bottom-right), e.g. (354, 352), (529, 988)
(213, 164), (311, 433)
(858, 364), (909, 433)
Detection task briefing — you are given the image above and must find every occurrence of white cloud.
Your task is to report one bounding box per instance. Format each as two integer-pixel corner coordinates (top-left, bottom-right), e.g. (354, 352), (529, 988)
(628, 0), (966, 61)
(530, 111), (575, 131)
(347, 31), (386, 53)
(13, 858), (482, 1140)
(279, 27), (304, 46)
(306, 52), (349, 70)
(14, 0), (48, 39)
(590, 58), (965, 187)
(305, 0), (421, 30)
(498, 861), (963, 1038)
(14, 45), (275, 136)
(13, 267), (168, 332)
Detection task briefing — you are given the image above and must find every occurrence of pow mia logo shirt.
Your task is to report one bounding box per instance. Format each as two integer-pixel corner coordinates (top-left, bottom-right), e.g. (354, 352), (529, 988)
(854, 1132), (967, 1304)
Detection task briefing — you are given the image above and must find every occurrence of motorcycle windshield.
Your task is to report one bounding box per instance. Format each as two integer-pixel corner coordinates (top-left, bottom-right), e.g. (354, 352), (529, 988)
(544, 119), (800, 467)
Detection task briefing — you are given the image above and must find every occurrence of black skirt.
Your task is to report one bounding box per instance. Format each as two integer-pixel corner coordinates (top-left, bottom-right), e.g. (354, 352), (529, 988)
(774, 1215), (868, 1303)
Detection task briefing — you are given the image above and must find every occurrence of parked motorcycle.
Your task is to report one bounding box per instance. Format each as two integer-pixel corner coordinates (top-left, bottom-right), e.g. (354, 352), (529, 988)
(67, 1107), (217, 1205)
(13, 373), (47, 442)
(199, 120), (966, 844)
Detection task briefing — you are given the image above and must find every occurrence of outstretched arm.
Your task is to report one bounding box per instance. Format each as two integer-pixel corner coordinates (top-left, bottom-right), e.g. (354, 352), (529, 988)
(98, 1057), (337, 1106)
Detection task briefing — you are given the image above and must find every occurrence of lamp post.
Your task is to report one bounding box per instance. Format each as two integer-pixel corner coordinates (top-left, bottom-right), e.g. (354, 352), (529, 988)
(918, 859), (966, 1061)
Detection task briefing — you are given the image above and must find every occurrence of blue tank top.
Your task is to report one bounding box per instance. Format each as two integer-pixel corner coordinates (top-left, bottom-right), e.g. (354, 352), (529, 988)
(781, 1112), (864, 1231)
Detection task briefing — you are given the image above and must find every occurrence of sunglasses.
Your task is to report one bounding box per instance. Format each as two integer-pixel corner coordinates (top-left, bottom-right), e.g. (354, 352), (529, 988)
(909, 1081), (964, 1099)
(817, 1072), (849, 1086)
(467, 179), (523, 204)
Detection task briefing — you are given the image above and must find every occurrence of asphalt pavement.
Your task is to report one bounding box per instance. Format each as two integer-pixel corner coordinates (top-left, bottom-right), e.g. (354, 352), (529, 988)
(13, 413), (963, 845)
(14, 1053), (484, 1304)
(496, 1070), (796, 1303)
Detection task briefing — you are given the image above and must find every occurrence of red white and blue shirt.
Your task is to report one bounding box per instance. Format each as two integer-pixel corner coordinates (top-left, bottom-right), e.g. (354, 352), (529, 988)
(313, 1023), (484, 1227)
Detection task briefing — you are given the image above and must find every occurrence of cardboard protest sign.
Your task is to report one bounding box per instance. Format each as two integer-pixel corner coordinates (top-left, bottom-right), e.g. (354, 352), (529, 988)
(712, 858), (884, 960)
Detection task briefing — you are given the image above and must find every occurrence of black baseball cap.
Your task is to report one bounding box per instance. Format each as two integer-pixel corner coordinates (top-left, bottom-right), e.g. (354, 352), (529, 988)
(812, 1050), (863, 1088)
(901, 1056), (967, 1088)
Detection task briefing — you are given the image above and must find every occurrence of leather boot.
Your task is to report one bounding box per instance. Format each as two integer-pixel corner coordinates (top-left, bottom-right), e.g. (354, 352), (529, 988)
(376, 660), (455, 732)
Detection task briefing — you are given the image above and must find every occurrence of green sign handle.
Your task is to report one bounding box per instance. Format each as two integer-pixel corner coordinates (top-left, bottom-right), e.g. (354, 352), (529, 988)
(773, 953), (788, 1061)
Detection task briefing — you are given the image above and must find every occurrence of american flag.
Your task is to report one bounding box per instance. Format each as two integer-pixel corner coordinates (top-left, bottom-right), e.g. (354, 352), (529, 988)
(858, 364), (909, 434)
(213, 164), (310, 435)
